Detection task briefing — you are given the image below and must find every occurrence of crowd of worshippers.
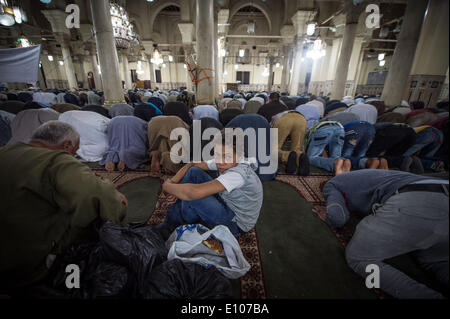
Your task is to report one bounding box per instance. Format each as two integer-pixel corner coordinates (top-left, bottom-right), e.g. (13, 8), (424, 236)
(1, 87), (448, 176)
(0, 85), (448, 299)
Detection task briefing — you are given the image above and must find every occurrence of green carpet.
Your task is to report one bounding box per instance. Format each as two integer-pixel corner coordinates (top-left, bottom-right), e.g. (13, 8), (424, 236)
(256, 180), (375, 299)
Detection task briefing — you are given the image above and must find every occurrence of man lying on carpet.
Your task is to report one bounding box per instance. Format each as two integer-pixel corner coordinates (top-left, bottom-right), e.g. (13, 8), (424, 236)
(155, 131), (263, 240)
(0, 121), (128, 292)
(321, 169), (449, 299)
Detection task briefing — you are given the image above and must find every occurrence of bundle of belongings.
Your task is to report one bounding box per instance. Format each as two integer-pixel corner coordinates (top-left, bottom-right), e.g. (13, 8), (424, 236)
(14, 221), (249, 299)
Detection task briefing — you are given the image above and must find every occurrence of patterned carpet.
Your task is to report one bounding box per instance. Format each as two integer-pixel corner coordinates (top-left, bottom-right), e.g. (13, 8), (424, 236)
(91, 169), (267, 299)
(275, 172), (360, 248)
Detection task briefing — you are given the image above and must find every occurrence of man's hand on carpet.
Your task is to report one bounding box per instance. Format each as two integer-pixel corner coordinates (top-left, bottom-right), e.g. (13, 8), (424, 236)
(312, 206), (326, 221)
(118, 192), (128, 208)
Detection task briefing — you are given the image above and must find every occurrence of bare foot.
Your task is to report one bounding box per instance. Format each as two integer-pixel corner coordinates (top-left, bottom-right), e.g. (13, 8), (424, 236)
(105, 161), (115, 173)
(150, 151), (161, 173)
(366, 158), (380, 169)
(117, 160), (126, 172)
(343, 159), (352, 173)
(379, 158), (389, 170)
(334, 158), (344, 176)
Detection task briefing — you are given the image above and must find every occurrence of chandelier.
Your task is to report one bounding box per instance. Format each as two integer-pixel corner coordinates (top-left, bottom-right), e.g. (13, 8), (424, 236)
(110, 2), (138, 49)
(150, 47), (163, 66)
(0, 0), (27, 27)
(305, 38), (326, 60)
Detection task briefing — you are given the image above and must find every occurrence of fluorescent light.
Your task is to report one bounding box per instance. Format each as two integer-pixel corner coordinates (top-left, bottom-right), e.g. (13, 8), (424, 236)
(48, 55), (54, 61)
(379, 60), (385, 67)
(378, 53), (385, 61)
(306, 23), (316, 36)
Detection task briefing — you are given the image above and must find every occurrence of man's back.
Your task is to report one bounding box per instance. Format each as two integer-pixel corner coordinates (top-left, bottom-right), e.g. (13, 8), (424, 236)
(257, 101), (288, 123)
(0, 143), (126, 289)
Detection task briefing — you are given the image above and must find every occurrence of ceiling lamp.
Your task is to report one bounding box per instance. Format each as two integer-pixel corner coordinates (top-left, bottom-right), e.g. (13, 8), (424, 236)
(378, 53), (385, 61)
(379, 60), (385, 67)
(0, 3), (15, 27)
(150, 47), (163, 66)
(59, 60), (64, 66)
(48, 55), (54, 61)
(247, 20), (255, 34)
(40, 0), (52, 3)
(306, 23), (316, 36)
(306, 38), (326, 60)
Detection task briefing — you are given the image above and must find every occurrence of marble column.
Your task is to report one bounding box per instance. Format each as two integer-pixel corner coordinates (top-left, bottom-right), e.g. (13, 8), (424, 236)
(380, 0), (428, 106)
(267, 58), (274, 91)
(289, 40), (305, 96)
(184, 46), (193, 92)
(120, 53), (132, 90)
(280, 45), (291, 93)
(404, 0), (448, 107)
(78, 56), (89, 89)
(195, 0), (216, 105)
(90, 0), (125, 106)
(56, 35), (78, 90)
(331, 21), (359, 99)
(344, 36), (364, 96)
(90, 50), (103, 90)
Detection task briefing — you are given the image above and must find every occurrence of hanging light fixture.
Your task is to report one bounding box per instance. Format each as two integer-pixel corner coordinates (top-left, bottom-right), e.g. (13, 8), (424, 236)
(17, 37), (31, 48)
(306, 38), (327, 60)
(110, 2), (139, 49)
(0, 2), (15, 27)
(247, 0), (255, 34)
(306, 23), (316, 36)
(150, 47), (163, 66)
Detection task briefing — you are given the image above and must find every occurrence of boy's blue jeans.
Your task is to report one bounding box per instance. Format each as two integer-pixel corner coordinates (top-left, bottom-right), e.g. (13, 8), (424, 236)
(307, 124), (345, 172)
(161, 167), (243, 238)
(342, 121), (376, 169)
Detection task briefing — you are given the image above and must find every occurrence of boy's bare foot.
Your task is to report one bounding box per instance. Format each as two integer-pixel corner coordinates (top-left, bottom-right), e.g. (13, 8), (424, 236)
(379, 158), (389, 170)
(334, 158), (344, 176)
(343, 159), (352, 173)
(150, 152), (161, 173)
(117, 160), (126, 172)
(366, 158), (380, 169)
(105, 161), (115, 173)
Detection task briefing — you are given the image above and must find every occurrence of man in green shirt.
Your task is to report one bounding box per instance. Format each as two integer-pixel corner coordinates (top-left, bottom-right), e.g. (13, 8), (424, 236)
(0, 121), (128, 292)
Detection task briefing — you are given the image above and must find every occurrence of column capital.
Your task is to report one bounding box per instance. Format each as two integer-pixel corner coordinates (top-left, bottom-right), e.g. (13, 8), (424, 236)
(142, 40), (155, 55)
(41, 9), (70, 35)
(291, 10), (316, 37)
(280, 25), (295, 44)
(218, 9), (229, 35)
(178, 23), (195, 44)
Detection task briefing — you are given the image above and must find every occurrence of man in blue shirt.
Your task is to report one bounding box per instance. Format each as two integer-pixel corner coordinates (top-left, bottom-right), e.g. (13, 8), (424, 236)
(322, 169), (448, 299)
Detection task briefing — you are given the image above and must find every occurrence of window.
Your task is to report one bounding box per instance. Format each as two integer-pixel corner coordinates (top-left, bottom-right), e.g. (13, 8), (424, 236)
(236, 71), (250, 84)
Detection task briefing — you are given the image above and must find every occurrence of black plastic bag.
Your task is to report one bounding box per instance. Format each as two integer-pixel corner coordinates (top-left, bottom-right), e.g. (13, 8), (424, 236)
(88, 262), (135, 299)
(99, 221), (167, 296)
(145, 259), (232, 299)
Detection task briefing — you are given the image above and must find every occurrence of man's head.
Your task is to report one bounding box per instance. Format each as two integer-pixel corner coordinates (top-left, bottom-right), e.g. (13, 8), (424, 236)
(269, 92), (280, 103)
(29, 121), (80, 155)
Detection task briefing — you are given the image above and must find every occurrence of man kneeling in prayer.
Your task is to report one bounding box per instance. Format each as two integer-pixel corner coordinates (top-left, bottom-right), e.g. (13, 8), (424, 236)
(0, 121), (128, 292)
(155, 131), (263, 240)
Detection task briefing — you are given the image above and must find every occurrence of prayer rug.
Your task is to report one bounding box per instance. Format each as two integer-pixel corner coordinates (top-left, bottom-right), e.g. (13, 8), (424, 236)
(91, 168), (267, 299)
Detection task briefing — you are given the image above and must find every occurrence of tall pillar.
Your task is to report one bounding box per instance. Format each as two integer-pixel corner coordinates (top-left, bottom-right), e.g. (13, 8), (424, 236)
(90, 50), (103, 90)
(344, 36), (363, 96)
(90, 0), (125, 106)
(404, 0), (448, 107)
(195, 0), (216, 105)
(289, 11), (315, 96)
(331, 23), (359, 99)
(280, 45), (291, 93)
(119, 52), (132, 90)
(78, 56), (89, 89)
(57, 37), (78, 90)
(184, 46), (193, 91)
(380, 0), (428, 106)
(267, 58), (274, 91)
(325, 38), (342, 94)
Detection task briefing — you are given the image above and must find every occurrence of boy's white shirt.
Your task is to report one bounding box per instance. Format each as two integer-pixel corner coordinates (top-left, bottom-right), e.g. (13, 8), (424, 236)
(205, 157), (258, 193)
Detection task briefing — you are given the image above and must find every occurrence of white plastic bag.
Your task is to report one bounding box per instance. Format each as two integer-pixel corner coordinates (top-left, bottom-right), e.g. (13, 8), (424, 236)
(166, 224), (250, 279)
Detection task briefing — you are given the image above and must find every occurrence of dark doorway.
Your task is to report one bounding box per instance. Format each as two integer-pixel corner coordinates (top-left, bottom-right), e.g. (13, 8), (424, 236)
(155, 69), (162, 83)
